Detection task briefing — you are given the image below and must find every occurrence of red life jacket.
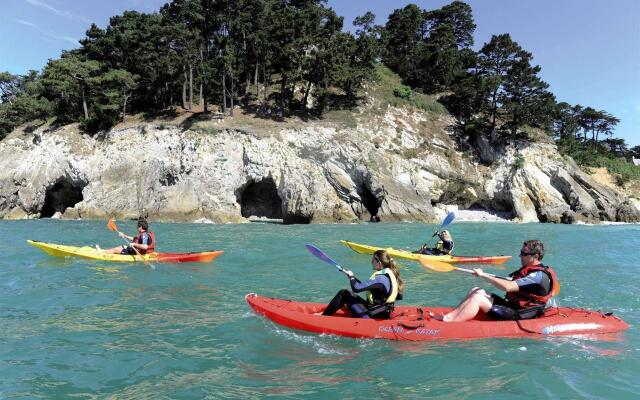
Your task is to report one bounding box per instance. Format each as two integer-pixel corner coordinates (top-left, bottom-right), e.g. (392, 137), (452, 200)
(134, 230), (156, 254)
(506, 264), (560, 309)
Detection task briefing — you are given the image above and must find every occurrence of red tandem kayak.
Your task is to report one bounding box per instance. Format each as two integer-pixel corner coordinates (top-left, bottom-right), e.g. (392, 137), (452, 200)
(246, 293), (629, 341)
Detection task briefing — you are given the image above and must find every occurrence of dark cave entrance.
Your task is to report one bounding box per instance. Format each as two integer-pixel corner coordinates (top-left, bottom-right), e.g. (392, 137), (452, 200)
(283, 213), (312, 224)
(238, 178), (283, 220)
(357, 184), (382, 220)
(40, 178), (86, 218)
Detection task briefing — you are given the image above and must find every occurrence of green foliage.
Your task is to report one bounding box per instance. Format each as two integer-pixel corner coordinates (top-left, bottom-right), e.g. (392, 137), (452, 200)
(0, 71), (52, 138)
(594, 157), (640, 185)
(393, 85), (412, 99)
(1, 0), (381, 136)
(0, 0), (631, 166)
(371, 64), (445, 115)
(383, 1), (475, 93)
(197, 126), (220, 136)
(324, 109), (358, 129)
(512, 153), (525, 169)
(557, 136), (640, 185)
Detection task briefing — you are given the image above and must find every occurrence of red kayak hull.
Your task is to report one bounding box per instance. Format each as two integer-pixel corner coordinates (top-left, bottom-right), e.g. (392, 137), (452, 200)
(154, 251), (224, 263)
(246, 293), (629, 341)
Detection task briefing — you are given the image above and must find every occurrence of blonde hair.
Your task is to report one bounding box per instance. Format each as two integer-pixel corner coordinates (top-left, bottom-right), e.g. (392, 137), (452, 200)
(373, 250), (404, 296)
(439, 230), (452, 241)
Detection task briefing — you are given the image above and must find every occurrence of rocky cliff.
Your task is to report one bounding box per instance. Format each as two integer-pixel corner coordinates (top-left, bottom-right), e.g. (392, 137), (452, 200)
(1, 103), (638, 224)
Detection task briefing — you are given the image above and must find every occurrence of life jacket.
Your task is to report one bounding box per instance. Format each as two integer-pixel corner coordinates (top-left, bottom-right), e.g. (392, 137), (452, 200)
(366, 268), (399, 305)
(134, 230), (155, 254)
(435, 239), (454, 255)
(506, 264), (560, 309)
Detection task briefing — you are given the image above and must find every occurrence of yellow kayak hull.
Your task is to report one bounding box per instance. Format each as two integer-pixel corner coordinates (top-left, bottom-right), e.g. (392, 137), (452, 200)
(340, 240), (511, 264)
(27, 240), (223, 263)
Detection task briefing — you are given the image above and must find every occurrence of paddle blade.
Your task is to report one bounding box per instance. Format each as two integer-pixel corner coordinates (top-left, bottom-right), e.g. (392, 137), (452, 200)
(418, 258), (456, 273)
(552, 277), (561, 296)
(440, 212), (455, 229)
(107, 219), (118, 232)
(305, 244), (340, 267)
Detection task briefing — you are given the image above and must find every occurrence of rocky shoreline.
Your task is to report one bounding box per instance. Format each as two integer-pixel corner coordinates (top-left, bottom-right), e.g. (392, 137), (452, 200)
(1, 105), (638, 225)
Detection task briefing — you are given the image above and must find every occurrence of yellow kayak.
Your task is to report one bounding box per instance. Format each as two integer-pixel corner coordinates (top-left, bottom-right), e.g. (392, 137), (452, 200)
(27, 240), (223, 263)
(340, 240), (511, 264)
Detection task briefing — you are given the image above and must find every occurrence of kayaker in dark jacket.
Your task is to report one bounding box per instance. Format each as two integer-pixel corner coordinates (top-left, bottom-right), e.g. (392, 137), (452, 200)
(322, 250), (404, 319)
(432, 240), (560, 322)
(414, 230), (454, 255)
(97, 219), (156, 255)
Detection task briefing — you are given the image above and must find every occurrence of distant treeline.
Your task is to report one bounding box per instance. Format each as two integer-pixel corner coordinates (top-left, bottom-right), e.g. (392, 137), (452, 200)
(1, 1), (638, 166)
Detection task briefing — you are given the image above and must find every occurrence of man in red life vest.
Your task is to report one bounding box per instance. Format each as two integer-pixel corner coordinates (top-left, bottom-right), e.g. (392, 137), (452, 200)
(98, 219), (156, 255)
(433, 240), (559, 322)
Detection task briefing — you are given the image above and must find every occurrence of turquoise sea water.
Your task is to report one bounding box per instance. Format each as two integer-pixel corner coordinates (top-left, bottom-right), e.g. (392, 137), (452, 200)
(1, 220), (639, 399)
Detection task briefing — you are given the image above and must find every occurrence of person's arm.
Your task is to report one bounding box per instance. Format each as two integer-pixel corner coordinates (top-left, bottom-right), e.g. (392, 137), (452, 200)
(513, 271), (550, 295)
(349, 275), (390, 294)
(473, 268), (518, 292)
(119, 232), (134, 242)
(131, 242), (148, 251)
(131, 233), (150, 251)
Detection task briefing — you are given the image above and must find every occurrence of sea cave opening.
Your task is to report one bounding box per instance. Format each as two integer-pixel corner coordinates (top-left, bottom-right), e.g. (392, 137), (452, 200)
(40, 178), (86, 218)
(357, 184), (382, 220)
(237, 177), (283, 220)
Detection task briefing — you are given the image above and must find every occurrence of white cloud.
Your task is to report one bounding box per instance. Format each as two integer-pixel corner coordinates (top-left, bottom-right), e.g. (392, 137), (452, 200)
(12, 17), (38, 28)
(11, 17), (79, 45)
(24, 0), (92, 24)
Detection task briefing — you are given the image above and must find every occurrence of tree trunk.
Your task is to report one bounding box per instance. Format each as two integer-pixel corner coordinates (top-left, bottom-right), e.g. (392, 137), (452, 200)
(182, 70), (188, 110)
(245, 69), (251, 95)
(201, 42), (207, 115)
(199, 83), (203, 106)
(189, 65), (193, 111)
(222, 70), (227, 115)
(255, 62), (259, 97)
(162, 82), (171, 110)
(280, 76), (288, 114)
(230, 76), (234, 117)
(302, 81), (312, 110)
(122, 90), (128, 122)
(81, 87), (89, 119)
(490, 90), (498, 142)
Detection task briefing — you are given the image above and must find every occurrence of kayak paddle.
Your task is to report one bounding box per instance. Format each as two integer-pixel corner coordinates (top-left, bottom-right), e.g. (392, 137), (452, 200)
(419, 258), (509, 280)
(305, 244), (349, 276)
(107, 218), (155, 269)
(419, 257), (561, 295)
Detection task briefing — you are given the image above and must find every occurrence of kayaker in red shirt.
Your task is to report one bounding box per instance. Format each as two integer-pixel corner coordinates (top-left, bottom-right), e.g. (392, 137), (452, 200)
(97, 219), (156, 255)
(322, 250), (404, 319)
(432, 240), (559, 322)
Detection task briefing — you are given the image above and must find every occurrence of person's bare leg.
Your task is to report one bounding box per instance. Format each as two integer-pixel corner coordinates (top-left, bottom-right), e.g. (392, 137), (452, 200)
(96, 245), (123, 254)
(451, 287), (482, 309)
(441, 288), (493, 322)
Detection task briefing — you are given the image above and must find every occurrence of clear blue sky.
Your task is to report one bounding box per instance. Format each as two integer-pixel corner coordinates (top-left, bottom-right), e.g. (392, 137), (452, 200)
(2, 0), (638, 146)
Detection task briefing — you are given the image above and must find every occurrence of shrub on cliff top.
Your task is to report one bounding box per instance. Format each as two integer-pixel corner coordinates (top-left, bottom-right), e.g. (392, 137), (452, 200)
(393, 85), (412, 100)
